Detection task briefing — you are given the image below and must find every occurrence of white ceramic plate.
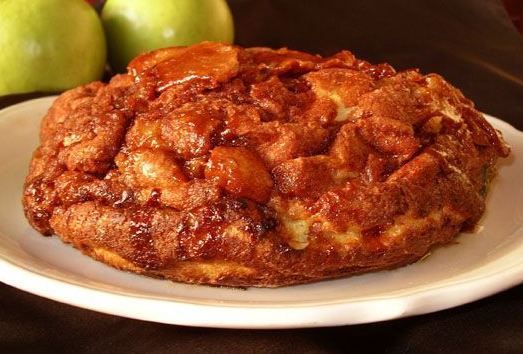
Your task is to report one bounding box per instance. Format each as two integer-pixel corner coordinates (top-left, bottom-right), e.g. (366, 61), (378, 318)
(0, 97), (522, 329)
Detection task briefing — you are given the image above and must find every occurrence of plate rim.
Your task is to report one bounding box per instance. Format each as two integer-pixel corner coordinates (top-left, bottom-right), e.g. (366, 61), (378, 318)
(1, 251), (522, 328)
(0, 97), (522, 328)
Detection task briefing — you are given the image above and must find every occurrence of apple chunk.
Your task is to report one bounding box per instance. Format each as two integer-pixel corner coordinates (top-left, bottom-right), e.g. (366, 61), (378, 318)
(205, 147), (273, 203)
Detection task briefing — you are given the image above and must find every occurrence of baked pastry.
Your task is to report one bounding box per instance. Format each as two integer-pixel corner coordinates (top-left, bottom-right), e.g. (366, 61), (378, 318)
(23, 42), (510, 287)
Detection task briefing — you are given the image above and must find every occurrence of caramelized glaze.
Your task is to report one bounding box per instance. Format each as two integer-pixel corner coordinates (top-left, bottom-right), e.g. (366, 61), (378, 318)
(23, 42), (509, 287)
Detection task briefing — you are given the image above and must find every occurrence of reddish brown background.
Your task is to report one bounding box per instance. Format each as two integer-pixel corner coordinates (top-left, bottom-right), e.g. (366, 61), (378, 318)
(503, 0), (523, 32)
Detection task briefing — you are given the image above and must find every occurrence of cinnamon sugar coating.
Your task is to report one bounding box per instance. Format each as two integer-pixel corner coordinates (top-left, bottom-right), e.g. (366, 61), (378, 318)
(23, 42), (509, 287)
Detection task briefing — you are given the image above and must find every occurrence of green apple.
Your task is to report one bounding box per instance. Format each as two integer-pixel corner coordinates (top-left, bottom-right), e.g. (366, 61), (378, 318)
(102, 0), (234, 72)
(0, 0), (106, 96)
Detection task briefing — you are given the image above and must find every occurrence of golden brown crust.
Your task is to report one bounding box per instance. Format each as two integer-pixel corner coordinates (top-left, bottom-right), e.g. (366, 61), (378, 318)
(23, 42), (510, 287)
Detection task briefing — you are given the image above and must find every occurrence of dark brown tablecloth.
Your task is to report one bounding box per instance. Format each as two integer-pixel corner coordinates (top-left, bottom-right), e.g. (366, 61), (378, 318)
(1, 1), (522, 353)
